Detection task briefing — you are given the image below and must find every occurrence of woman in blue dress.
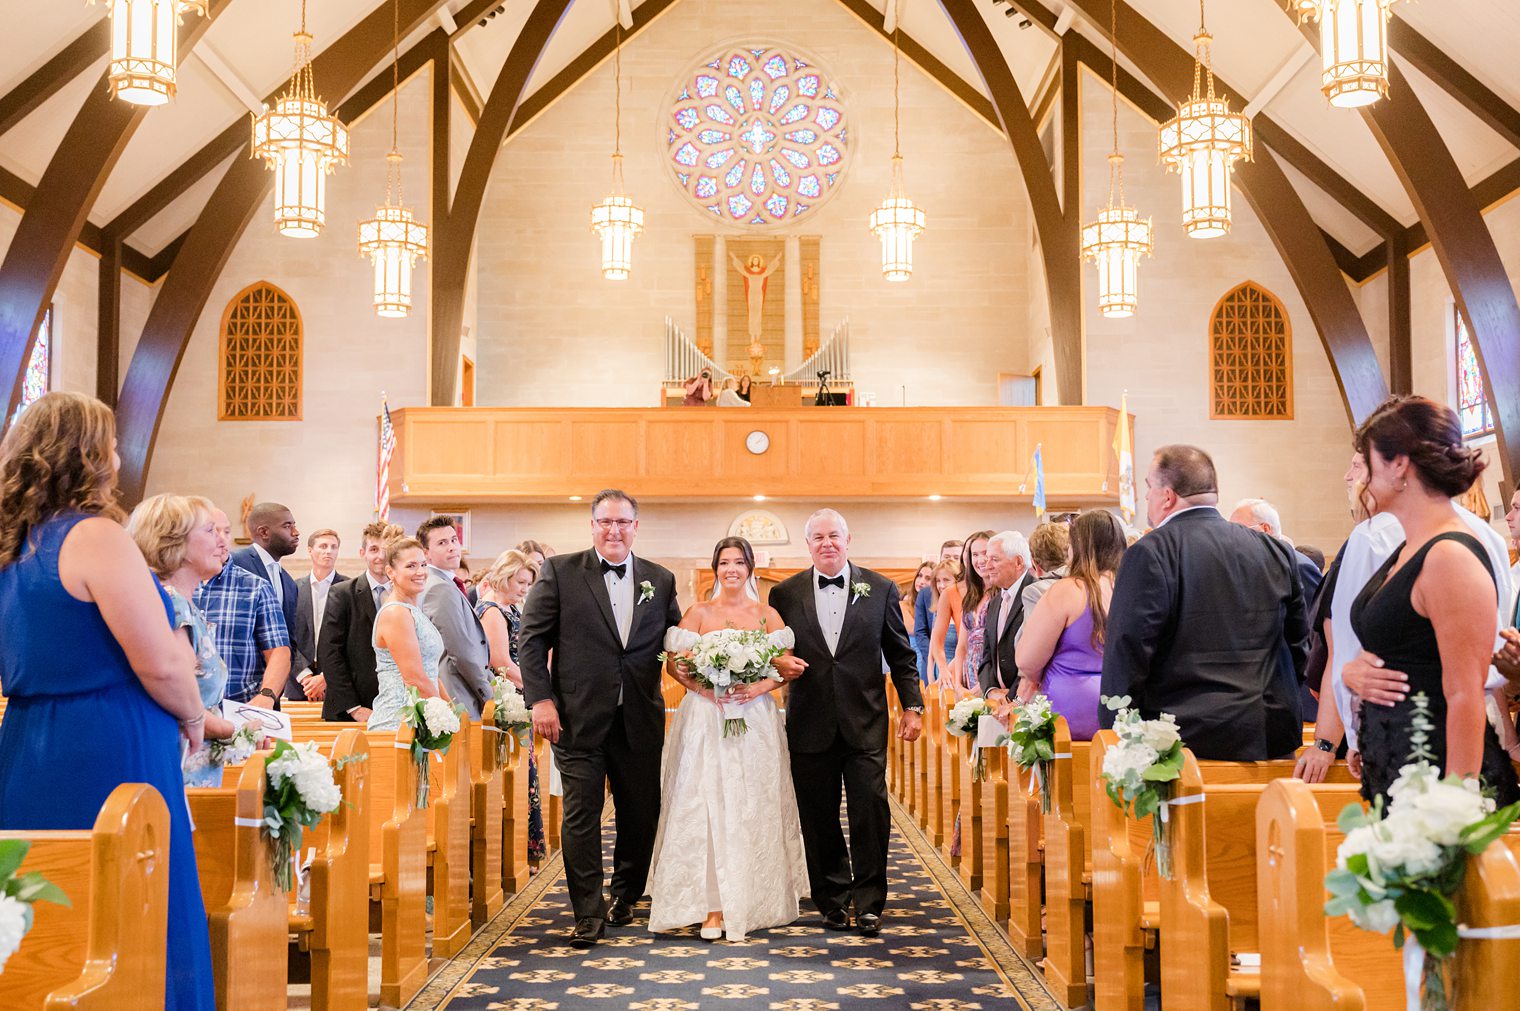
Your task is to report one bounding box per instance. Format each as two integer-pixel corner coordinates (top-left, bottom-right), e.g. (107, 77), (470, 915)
(368, 537), (450, 731)
(0, 392), (214, 1011)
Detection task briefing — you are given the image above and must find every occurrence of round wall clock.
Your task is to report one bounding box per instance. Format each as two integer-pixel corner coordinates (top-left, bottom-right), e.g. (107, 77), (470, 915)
(745, 430), (770, 455)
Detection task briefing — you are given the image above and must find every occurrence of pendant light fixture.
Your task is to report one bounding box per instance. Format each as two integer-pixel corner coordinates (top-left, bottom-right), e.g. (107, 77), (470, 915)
(868, 27), (925, 282)
(1158, 0), (1251, 238)
(1293, 1), (1399, 108)
(590, 26), (643, 281)
(99, 0), (210, 107)
(251, 0), (350, 238)
(357, 0), (428, 318)
(1081, 0), (1153, 318)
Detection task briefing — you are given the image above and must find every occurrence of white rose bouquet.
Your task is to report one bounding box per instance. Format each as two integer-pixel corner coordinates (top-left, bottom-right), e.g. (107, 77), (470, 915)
(490, 677), (533, 765)
(658, 626), (785, 737)
(262, 739), (344, 891)
(0, 840), (69, 976)
(1098, 696), (1185, 878)
(1003, 694), (1059, 812)
(401, 686), (463, 808)
(1324, 694), (1520, 1010)
(946, 696), (996, 780)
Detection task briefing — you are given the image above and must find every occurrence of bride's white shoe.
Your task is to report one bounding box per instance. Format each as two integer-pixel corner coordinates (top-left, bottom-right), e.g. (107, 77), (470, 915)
(700, 925), (723, 941)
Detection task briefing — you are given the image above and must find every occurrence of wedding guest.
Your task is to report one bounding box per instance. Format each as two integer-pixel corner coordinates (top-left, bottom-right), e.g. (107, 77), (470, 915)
(1100, 445), (1308, 760)
(1230, 497), (1324, 721)
(320, 521), (400, 721)
(977, 531), (1033, 706)
(518, 539), (555, 569)
(232, 502), (304, 697)
(737, 374), (753, 403)
(0, 391), (213, 1010)
(369, 537), (451, 731)
(682, 371), (713, 406)
(291, 527), (347, 704)
(1016, 511), (1127, 740)
(933, 532), (994, 694)
(127, 494), (240, 786)
(197, 508), (291, 707)
(1298, 544), (1327, 572)
(417, 516), (493, 717)
(476, 549), (546, 869)
(904, 561), (933, 649)
(913, 539), (961, 681)
(1015, 522), (1071, 644)
(924, 558), (961, 685)
(716, 378), (749, 407)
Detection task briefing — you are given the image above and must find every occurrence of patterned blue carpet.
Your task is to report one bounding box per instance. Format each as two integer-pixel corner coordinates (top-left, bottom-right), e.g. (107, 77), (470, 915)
(409, 798), (1057, 1010)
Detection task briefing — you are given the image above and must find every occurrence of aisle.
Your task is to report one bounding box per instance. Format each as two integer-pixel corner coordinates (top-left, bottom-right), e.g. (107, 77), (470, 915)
(410, 797), (1058, 1010)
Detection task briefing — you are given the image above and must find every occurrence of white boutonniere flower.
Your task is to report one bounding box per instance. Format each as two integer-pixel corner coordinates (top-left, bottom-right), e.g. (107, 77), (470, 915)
(638, 580), (655, 605)
(851, 581), (871, 604)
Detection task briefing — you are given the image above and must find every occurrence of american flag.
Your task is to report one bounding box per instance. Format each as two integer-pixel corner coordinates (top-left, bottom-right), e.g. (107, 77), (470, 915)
(376, 395), (395, 521)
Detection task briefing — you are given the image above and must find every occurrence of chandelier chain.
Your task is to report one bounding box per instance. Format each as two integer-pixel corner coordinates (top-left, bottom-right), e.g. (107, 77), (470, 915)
(387, 0), (403, 207)
(892, 27), (901, 159)
(1108, 0), (1122, 206)
(614, 25), (623, 159)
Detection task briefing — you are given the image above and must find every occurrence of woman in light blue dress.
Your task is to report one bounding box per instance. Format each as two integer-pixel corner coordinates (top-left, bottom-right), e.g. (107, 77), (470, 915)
(368, 537), (449, 731)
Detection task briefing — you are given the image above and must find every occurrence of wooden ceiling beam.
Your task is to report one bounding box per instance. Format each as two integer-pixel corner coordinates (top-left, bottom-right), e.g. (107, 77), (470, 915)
(0, 18), (110, 136)
(1390, 22), (1520, 151)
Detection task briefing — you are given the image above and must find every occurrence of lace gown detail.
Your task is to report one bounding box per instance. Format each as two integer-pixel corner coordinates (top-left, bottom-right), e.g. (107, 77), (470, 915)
(647, 627), (808, 941)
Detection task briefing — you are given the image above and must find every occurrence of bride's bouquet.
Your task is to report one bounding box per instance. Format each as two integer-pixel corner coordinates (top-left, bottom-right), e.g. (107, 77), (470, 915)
(401, 686), (463, 808)
(490, 677), (532, 766)
(659, 627), (785, 737)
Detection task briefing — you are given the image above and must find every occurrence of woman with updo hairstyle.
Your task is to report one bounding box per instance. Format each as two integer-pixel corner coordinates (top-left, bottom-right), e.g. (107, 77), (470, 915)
(1341, 395), (1520, 807)
(368, 536), (451, 730)
(0, 392), (213, 1009)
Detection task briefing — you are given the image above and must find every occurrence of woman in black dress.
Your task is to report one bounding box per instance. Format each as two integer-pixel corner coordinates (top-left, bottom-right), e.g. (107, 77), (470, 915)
(1343, 396), (1519, 807)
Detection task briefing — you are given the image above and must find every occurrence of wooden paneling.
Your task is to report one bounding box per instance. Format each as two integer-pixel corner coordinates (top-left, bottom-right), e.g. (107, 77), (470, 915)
(388, 406), (1122, 503)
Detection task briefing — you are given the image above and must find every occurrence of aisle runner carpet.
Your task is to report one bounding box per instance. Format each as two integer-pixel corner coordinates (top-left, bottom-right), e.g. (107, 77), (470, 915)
(410, 797), (1059, 1010)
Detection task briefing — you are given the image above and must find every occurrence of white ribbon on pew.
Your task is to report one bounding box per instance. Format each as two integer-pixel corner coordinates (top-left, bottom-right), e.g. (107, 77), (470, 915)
(1457, 923), (1520, 939)
(1025, 753), (1073, 796)
(1402, 922), (1520, 1009)
(393, 740), (439, 760)
(234, 817), (264, 828)
(1157, 792), (1204, 824)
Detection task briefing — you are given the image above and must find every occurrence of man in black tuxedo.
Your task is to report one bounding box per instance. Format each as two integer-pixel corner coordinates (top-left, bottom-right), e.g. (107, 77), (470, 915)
(231, 501), (306, 700)
(520, 490), (682, 949)
(292, 528), (347, 705)
(768, 508), (923, 937)
(318, 522), (393, 722)
(977, 530), (1034, 704)
(1100, 446), (1309, 761)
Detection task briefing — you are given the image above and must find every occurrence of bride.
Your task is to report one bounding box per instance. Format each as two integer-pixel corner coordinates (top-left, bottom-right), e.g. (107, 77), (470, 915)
(647, 536), (809, 942)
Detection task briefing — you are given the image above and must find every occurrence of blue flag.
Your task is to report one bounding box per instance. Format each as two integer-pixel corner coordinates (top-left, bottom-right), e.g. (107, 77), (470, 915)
(1032, 444), (1046, 518)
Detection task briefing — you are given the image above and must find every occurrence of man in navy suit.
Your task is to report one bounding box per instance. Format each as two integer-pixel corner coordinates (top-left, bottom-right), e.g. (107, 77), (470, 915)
(231, 502), (306, 700)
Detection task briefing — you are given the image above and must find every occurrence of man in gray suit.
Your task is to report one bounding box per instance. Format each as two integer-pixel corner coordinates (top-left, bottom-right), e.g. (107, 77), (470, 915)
(416, 516), (492, 718)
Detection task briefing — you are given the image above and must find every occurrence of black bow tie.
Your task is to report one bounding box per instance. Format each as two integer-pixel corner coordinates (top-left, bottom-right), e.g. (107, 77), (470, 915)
(818, 574), (845, 590)
(600, 560), (627, 578)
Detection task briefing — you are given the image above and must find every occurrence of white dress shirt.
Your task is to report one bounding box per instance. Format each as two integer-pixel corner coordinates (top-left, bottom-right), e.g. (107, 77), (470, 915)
(812, 565), (849, 655)
(1156, 503), (1219, 528)
(252, 542), (285, 605)
(310, 571), (336, 635)
(597, 551), (636, 705)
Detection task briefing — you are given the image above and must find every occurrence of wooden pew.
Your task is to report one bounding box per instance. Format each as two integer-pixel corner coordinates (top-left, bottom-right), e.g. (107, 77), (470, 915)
(500, 727), (533, 895)
(1007, 755), (1045, 959)
(0, 783), (169, 1010)
(1043, 717), (1095, 1008)
(188, 758), (289, 1010)
(957, 731), (985, 894)
(942, 694), (962, 865)
(980, 743), (1010, 924)
(471, 709), (506, 927)
(540, 736), (563, 855)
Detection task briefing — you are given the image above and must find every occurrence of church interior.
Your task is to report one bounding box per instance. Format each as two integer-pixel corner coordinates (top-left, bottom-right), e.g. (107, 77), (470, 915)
(2, 0), (1520, 1008)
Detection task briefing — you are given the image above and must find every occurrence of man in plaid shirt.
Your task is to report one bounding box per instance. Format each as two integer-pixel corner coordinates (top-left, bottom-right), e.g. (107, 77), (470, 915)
(195, 508), (292, 705)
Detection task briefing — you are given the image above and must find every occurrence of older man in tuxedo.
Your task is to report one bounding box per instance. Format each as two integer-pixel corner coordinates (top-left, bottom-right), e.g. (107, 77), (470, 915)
(1100, 445), (1309, 760)
(319, 522), (395, 722)
(977, 530), (1034, 708)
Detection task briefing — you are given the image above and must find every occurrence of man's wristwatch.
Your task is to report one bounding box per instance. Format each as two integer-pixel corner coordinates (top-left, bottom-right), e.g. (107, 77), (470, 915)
(904, 706), (925, 715)
(255, 688), (279, 703)
(1313, 738), (1337, 754)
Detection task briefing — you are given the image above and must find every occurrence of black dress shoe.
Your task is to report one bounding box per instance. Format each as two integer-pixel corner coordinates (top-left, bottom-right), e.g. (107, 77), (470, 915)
(821, 908), (851, 931)
(568, 917), (605, 949)
(856, 913), (881, 936)
(607, 897), (634, 927)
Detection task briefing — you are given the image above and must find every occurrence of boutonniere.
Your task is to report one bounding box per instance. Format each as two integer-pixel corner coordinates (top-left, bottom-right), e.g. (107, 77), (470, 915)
(850, 581), (871, 604)
(638, 580), (655, 605)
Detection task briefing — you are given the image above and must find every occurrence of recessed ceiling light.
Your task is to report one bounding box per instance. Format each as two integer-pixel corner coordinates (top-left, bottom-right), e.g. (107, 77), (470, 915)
(753, 494), (767, 502)
(928, 494), (942, 502)
(568, 495), (582, 502)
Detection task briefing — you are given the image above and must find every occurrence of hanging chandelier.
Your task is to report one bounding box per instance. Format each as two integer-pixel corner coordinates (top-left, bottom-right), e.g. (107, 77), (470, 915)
(1082, 0), (1152, 318)
(251, 0), (349, 238)
(590, 28), (643, 280)
(1158, 0), (1251, 238)
(1293, 1), (1399, 108)
(869, 30), (925, 282)
(99, 0), (210, 106)
(357, 0), (427, 318)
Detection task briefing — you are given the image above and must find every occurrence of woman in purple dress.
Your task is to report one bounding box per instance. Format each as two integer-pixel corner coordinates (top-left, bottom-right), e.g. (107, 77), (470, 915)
(1014, 511), (1127, 740)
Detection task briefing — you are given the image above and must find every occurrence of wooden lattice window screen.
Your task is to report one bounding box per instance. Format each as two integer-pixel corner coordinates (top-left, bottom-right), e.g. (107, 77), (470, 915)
(1209, 281), (1293, 420)
(219, 282), (302, 421)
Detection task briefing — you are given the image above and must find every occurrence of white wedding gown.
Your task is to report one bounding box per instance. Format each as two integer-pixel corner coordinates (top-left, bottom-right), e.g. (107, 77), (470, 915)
(646, 627), (808, 941)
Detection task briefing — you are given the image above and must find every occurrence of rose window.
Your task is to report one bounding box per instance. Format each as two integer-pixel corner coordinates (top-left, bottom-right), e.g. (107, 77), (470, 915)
(667, 46), (849, 227)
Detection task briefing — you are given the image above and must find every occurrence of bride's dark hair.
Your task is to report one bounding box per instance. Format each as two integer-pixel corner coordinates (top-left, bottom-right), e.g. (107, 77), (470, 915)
(711, 536), (756, 575)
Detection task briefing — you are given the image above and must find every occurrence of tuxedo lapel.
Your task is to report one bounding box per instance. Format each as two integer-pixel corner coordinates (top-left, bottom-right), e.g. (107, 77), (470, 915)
(628, 556), (655, 643)
(580, 553), (621, 644)
(798, 569), (825, 654)
(356, 573), (377, 623)
(835, 563), (868, 656)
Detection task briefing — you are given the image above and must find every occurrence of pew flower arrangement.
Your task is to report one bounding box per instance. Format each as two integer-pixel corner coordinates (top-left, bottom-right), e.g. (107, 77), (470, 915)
(1098, 696), (1184, 878)
(490, 677), (533, 765)
(658, 627), (786, 737)
(0, 840), (69, 974)
(946, 696), (996, 781)
(262, 739), (343, 892)
(402, 686), (463, 808)
(1324, 693), (1520, 1011)
(1002, 694), (1058, 812)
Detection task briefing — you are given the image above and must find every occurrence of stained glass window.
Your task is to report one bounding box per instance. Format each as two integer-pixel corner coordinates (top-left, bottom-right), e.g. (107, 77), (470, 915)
(20, 310), (50, 412)
(667, 46), (849, 227)
(1456, 309), (1493, 440)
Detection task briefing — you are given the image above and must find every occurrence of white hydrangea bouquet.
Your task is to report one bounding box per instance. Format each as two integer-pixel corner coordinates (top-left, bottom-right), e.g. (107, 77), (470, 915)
(401, 686), (463, 808)
(1003, 694), (1059, 812)
(946, 696), (996, 781)
(1098, 695), (1185, 878)
(490, 677), (532, 765)
(262, 739), (344, 892)
(182, 722), (266, 778)
(658, 626), (786, 737)
(1324, 694), (1520, 1010)
(0, 840), (69, 975)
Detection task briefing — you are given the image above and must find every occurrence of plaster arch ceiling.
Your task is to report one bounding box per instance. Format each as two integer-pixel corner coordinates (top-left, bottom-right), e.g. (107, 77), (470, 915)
(0, 0), (1516, 267)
